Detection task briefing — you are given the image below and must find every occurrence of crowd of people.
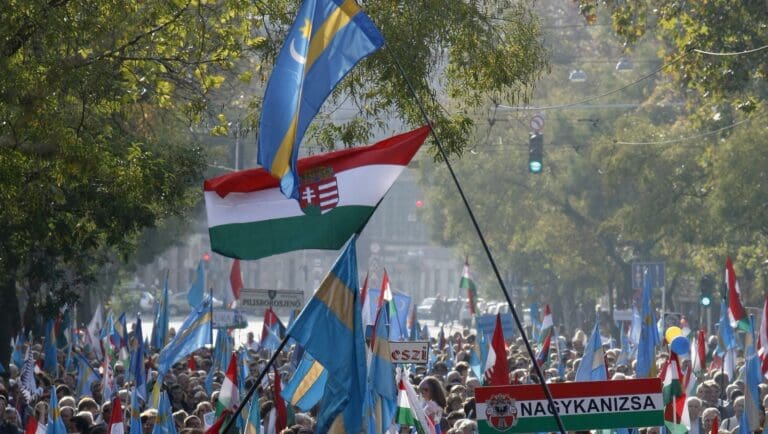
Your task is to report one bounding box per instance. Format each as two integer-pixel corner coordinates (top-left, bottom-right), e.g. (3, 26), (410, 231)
(0, 309), (763, 434)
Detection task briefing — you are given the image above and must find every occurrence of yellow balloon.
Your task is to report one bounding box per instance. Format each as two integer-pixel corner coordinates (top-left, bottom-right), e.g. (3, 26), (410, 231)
(665, 326), (683, 344)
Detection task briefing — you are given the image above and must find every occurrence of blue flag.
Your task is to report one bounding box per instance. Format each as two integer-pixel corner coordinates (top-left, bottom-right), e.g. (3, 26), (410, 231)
(637, 271), (661, 378)
(74, 352), (101, 398)
(286, 236), (366, 433)
(282, 352), (329, 411)
(152, 278), (171, 350)
(43, 319), (58, 377)
(575, 320), (606, 382)
(187, 260), (205, 308)
(744, 318), (762, 431)
(131, 316), (147, 402)
(152, 391), (177, 434)
(366, 304), (396, 434)
(158, 296), (212, 374)
(244, 391), (262, 434)
(47, 386), (68, 434)
(257, 0), (385, 199)
(12, 332), (25, 368)
(717, 298), (738, 353)
(130, 388), (142, 434)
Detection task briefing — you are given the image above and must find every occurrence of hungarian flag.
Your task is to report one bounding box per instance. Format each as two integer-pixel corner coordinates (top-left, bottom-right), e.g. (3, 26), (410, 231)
(107, 397), (124, 434)
(725, 256), (751, 332)
(227, 259), (243, 307)
(396, 379), (422, 431)
(205, 127), (430, 259)
(215, 352), (239, 417)
(370, 270), (394, 348)
(460, 259), (478, 315)
(536, 329), (552, 367)
(539, 304), (553, 344)
(661, 353), (686, 434)
(484, 313), (509, 386)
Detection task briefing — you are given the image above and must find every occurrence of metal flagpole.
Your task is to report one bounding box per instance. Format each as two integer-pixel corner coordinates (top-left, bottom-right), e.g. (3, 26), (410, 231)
(385, 44), (567, 434)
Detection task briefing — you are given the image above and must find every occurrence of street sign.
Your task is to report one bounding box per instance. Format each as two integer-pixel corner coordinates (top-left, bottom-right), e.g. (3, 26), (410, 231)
(389, 341), (429, 364)
(239, 289), (305, 313)
(211, 308), (248, 329)
(476, 378), (663, 433)
(632, 261), (666, 290)
(530, 114), (545, 132)
(612, 309), (633, 322)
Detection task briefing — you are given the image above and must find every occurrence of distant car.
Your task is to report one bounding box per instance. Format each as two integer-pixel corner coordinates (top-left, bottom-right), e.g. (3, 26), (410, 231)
(417, 297), (436, 319)
(139, 292), (156, 312)
(168, 292), (224, 315)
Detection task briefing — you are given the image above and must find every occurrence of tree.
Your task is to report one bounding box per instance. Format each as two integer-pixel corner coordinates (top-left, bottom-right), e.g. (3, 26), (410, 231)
(0, 0), (549, 369)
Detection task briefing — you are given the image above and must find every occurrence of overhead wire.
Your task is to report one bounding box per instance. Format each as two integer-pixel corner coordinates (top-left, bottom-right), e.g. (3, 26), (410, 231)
(693, 44), (768, 56)
(613, 113), (764, 145)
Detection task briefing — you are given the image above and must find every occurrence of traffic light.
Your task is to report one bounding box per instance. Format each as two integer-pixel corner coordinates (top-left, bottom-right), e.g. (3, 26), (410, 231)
(700, 274), (714, 306)
(528, 133), (543, 173)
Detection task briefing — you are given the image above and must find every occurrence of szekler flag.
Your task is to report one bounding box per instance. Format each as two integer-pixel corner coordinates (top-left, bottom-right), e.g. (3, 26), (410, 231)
(257, 0), (385, 199)
(205, 127), (429, 260)
(726, 256), (751, 332)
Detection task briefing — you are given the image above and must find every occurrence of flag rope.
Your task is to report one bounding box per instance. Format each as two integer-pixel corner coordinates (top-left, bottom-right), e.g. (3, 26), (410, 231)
(385, 42), (568, 434)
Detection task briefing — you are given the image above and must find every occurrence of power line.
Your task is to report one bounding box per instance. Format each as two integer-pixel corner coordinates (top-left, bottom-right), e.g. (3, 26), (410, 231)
(613, 115), (762, 146)
(498, 49), (693, 111)
(694, 44), (768, 56)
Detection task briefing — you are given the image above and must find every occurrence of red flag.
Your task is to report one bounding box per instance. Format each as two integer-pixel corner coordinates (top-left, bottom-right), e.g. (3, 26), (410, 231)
(273, 367), (287, 432)
(188, 356), (196, 371)
(710, 415), (719, 434)
(484, 313), (509, 386)
(229, 259), (243, 306)
(107, 397), (124, 434)
(24, 417), (39, 434)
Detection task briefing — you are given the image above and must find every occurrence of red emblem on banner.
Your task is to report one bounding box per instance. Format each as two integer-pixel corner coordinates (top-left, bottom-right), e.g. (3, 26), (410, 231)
(486, 394), (518, 431)
(298, 167), (339, 215)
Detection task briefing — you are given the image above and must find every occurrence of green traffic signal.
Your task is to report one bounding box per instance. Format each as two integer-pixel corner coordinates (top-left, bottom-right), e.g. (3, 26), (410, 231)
(528, 133), (543, 174)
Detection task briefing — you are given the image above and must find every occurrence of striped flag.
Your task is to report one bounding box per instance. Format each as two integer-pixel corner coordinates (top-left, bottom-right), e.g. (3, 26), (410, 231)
(484, 313), (509, 386)
(460, 259), (478, 315)
(216, 353), (239, 417)
(206, 127), (429, 260)
(726, 257), (751, 332)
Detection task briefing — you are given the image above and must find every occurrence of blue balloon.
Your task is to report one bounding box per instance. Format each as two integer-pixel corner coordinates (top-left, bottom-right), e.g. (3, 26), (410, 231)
(670, 335), (690, 356)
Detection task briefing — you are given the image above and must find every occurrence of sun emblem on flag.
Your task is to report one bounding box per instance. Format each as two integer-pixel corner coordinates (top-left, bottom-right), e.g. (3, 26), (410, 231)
(486, 394), (518, 431)
(298, 167), (339, 216)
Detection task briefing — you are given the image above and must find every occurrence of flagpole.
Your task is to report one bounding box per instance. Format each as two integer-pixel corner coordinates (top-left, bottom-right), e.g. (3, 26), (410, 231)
(220, 335), (290, 434)
(386, 44), (567, 434)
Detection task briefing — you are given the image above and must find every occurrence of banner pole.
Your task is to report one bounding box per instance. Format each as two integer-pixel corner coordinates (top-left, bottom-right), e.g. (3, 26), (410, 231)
(385, 43), (567, 434)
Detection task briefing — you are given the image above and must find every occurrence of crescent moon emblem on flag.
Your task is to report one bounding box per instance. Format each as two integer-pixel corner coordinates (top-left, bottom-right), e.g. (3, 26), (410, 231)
(289, 39), (306, 64)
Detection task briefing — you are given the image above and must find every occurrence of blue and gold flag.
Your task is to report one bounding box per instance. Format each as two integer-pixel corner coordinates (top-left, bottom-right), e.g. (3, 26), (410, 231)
(157, 296), (212, 374)
(257, 0), (384, 199)
(286, 236), (366, 433)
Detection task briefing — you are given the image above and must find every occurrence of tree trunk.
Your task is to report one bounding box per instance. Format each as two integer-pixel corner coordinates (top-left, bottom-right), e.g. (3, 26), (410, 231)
(0, 274), (21, 376)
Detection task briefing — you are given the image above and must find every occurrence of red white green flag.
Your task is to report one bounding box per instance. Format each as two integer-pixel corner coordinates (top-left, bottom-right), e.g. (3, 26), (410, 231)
(215, 352), (239, 417)
(205, 127), (429, 259)
(460, 259), (478, 315)
(661, 353), (686, 434)
(726, 256), (751, 332)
